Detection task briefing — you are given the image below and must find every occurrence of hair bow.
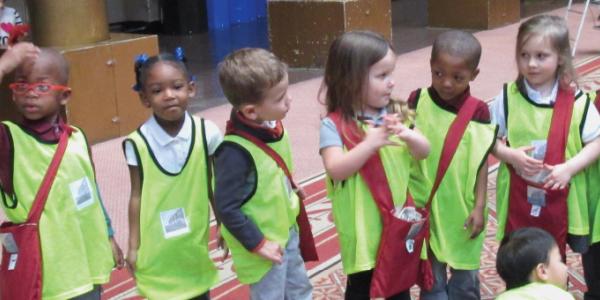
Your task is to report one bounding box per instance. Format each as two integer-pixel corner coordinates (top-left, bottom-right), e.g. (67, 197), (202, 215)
(174, 47), (186, 62)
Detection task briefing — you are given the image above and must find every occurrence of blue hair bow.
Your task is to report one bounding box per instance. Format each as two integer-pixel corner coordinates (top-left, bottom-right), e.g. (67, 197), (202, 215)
(174, 47), (185, 62)
(135, 53), (149, 65)
(132, 53), (150, 92)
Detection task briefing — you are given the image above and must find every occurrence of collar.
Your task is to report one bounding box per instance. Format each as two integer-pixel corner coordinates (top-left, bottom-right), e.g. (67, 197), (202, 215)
(225, 109), (284, 142)
(21, 115), (65, 142)
(428, 86), (471, 112)
(147, 112), (192, 147)
(356, 107), (388, 126)
(524, 79), (558, 105)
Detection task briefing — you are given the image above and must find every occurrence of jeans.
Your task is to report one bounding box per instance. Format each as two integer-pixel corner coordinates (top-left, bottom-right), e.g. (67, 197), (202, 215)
(420, 254), (480, 300)
(250, 228), (312, 300)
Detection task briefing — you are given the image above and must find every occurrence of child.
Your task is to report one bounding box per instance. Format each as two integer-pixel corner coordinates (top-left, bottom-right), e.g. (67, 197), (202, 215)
(319, 31), (430, 299)
(407, 30), (497, 300)
(496, 227), (574, 300)
(583, 92), (600, 300)
(214, 48), (314, 300)
(123, 50), (221, 299)
(0, 0), (22, 48)
(491, 15), (600, 260)
(0, 48), (122, 299)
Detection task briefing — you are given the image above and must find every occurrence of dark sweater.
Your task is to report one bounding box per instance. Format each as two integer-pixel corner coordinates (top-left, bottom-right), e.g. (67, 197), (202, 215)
(214, 110), (285, 251)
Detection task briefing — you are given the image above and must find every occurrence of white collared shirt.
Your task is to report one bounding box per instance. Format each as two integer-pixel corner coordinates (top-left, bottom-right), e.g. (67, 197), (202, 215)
(124, 113), (222, 173)
(490, 80), (600, 143)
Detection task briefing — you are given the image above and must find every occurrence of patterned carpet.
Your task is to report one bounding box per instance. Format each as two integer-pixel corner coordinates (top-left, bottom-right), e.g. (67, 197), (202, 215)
(102, 57), (600, 300)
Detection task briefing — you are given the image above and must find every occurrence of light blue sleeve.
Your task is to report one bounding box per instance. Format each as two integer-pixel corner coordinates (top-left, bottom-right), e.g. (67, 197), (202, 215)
(319, 117), (343, 150)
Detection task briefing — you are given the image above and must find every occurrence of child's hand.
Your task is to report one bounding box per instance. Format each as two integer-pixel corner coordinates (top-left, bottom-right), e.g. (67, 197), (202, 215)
(110, 237), (125, 269)
(296, 187), (306, 200)
(363, 122), (397, 150)
(543, 163), (572, 190)
(383, 114), (410, 139)
(0, 42), (39, 77)
(464, 207), (485, 239)
(126, 249), (138, 276)
(509, 146), (543, 176)
(255, 240), (283, 264)
(215, 226), (230, 262)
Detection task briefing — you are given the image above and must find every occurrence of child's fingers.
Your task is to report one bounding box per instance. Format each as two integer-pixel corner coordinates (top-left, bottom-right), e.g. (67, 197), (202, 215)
(470, 226), (483, 239)
(363, 120), (376, 127)
(517, 145), (535, 153)
(126, 259), (136, 275)
(543, 177), (565, 190)
(272, 251), (283, 264)
(384, 140), (401, 147)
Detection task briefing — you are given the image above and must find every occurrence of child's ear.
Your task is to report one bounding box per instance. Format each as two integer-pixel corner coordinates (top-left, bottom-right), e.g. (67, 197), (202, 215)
(187, 81), (197, 98)
(58, 88), (72, 105)
(239, 104), (258, 121)
(470, 68), (480, 81)
(138, 92), (152, 108)
(531, 262), (549, 282)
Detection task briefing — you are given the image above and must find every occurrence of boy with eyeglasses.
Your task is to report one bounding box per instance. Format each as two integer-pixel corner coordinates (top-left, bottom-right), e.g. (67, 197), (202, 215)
(0, 47), (124, 299)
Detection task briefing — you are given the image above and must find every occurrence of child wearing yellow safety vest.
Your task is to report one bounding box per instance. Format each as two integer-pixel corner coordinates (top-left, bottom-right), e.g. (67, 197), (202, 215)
(214, 48), (316, 300)
(0, 47), (123, 299)
(123, 50), (221, 299)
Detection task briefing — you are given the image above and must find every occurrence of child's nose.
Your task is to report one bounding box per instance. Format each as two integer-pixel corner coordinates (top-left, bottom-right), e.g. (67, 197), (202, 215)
(164, 88), (175, 98)
(528, 57), (537, 67)
(443, 78), (453, 88)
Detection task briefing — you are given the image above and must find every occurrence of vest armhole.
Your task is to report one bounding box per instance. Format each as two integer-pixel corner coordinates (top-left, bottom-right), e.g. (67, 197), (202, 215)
(478, 126), (499, 177)
(200, 118), (217, 215)
(503, 83), (509, 132)
(580, 94), (591, 146)
(0, 182), (17, 209)
(218, 141), (258, 206)
(410, 88), (422, 110)
(122, 138), (144, 189)
(2, 124), (17, 209)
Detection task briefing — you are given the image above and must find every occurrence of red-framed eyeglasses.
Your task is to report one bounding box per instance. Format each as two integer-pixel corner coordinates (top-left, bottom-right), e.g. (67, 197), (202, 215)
(9, 82), (71, 95)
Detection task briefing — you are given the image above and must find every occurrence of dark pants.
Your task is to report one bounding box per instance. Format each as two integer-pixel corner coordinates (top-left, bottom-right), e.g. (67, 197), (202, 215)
(583, 242), (600, 300)
(190, 291), (210, 300)
(71, 285), (101, 300)
(345, 269), (411, 300)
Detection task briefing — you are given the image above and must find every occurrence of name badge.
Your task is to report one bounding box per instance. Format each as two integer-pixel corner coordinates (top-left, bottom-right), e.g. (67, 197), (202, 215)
(406, 239), (415, 253)
(69, 177), (95, 210)
(8, 254), (17, 271)
(160, 208), (190, 239)
(530, 204), (542, 217)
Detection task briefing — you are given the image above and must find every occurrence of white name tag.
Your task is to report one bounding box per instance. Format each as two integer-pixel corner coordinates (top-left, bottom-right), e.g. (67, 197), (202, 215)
(406, 239), (415, 253)
(69, 177), (95, 210)
(160, 208), (190, 239)
(8, 254), (17, 270)
(530, 204), (542, 217)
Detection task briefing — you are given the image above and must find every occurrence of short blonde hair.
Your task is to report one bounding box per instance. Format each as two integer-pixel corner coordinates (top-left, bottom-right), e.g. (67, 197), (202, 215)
(218, 48), (288, 107)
